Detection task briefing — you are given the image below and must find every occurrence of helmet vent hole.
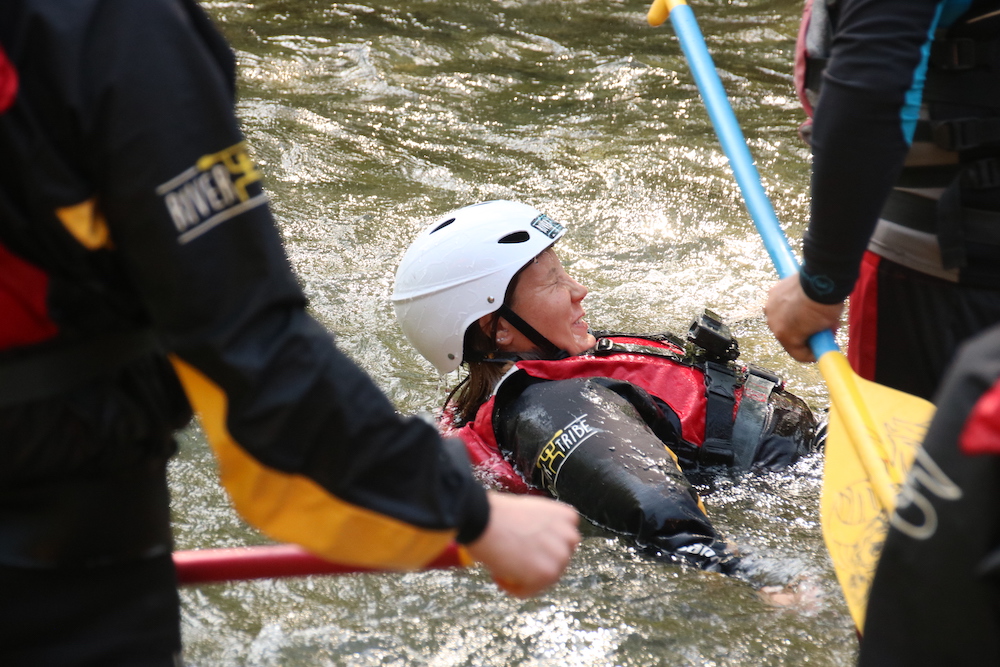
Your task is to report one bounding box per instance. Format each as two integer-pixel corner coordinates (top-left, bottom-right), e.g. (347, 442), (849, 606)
(431, 218), (456, 233)
(498, 231), (530, 244)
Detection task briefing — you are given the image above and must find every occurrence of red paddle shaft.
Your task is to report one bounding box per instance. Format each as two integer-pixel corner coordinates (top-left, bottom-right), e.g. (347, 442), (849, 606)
(173, 543), (466, 585)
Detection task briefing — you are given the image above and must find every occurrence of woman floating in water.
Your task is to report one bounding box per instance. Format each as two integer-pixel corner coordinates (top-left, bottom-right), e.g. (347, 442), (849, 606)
(392, 200), (824, 574)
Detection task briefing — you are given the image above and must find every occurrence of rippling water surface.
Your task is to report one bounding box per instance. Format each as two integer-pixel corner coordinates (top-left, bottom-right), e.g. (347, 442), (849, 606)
(171, 0), (858, 663)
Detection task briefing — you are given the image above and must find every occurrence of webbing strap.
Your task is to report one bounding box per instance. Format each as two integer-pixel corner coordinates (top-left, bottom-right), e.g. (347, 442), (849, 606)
(701, 361), (738, 467)
(939, 158), (1000, 269)
(0, 329), (159, 406)
(882, 189), (1000, 238)
(880, 185), (1000, 271)
(923, 67), (1000, 107)
(593, 337), (688, 364)
(930, 118), (1000, 152)
(729, 371), (777, 470)
(929, 35), (1000, 72)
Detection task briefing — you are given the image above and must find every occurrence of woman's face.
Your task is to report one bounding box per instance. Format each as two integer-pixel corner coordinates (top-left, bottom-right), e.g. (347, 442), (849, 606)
(488, 248), (596, 356)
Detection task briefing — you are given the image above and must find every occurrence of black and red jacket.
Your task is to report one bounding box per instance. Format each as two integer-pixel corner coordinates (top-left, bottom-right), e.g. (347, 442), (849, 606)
(0, 0), (487, 569)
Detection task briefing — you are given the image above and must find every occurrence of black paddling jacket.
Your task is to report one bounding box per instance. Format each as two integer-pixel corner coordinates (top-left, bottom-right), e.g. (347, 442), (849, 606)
(801, 0), (1000, 302)
(0, 0), (488, 568)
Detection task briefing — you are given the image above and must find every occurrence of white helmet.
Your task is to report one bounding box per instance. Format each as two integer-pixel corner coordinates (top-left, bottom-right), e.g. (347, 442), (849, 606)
(392, 200), (566, 374)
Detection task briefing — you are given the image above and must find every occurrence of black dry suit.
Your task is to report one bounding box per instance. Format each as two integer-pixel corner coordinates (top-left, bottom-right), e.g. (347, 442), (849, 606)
(453, 315), (823, 573)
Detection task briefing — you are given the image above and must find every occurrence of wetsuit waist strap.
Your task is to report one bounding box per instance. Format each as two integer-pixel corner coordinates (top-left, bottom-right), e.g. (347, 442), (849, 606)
(0, 329), (159, 407)
(881, 189), (1000, 244)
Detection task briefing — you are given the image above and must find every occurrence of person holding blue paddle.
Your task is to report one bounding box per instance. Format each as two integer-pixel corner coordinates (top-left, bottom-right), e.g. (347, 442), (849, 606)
(645, 0), (995, 640)
(758, 0), (1000, 659)
(764, 0), (1000, 403)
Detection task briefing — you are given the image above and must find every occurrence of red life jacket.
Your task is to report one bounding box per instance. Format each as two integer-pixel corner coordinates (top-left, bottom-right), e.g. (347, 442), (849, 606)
(444, 335), (747, 494)
(793, 0), (823, 122)
(0, 44), (60, 350)
(0, 44), (16, 113)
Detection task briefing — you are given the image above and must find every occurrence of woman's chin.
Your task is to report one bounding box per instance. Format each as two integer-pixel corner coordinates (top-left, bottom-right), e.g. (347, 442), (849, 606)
(568, 333), (597, 355)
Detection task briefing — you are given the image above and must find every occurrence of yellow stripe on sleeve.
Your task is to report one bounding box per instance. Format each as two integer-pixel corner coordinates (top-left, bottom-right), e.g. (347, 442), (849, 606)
(170, 355), (457, 570)
(56, 198), (113, 250)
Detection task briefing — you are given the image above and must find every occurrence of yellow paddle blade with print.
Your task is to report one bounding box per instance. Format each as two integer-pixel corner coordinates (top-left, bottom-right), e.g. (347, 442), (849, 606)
(818, 351), (935, 631)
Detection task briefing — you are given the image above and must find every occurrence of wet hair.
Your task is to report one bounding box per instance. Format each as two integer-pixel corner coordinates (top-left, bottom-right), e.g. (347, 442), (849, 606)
(446, 256), (539, 425)
(445, 321), (507, 426)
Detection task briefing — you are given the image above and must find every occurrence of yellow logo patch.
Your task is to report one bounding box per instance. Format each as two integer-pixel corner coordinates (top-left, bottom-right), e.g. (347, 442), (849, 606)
(536, 414), (600, 494)
(157, 142), (267, 244)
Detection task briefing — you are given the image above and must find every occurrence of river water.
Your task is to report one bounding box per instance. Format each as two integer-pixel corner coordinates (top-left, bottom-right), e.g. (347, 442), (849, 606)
(171, 0), (859, 664)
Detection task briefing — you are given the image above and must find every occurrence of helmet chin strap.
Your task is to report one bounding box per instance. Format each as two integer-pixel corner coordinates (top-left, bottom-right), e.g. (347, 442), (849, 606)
(495, 304), (568, 360)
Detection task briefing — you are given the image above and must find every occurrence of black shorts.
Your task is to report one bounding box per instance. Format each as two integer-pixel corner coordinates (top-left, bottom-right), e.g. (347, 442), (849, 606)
(848, 251), (1000, 401)
(0, 552), (182, 667)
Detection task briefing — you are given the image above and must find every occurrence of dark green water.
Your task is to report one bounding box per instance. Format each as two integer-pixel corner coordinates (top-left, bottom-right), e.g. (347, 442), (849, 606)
(171, 0), (858, 663)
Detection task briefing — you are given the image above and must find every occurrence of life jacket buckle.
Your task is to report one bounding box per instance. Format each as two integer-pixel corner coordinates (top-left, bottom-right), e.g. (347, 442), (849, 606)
(932, 118), (1000, 152)
(931, 37), (978, 71)
(747, 364), (784, 392)
(962, 158), (1000, 190)
(699, 438), (735, 468)
(595, 337), (615, 352)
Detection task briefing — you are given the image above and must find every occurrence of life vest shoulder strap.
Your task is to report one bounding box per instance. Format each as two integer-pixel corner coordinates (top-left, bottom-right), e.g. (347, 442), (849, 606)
(591, 335), (689, 364)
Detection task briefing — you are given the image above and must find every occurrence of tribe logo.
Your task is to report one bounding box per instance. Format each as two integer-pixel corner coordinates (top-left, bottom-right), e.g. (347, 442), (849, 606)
(157, 142), (267, 244)
(530, 213), (564, 240)
(536, 414), (600, 492)
(677, 542), (717, 560)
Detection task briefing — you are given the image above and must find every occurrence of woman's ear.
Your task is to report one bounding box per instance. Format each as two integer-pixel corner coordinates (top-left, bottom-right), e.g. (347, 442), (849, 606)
(478, 313), (510, 348)
(495, 324), (511, 346)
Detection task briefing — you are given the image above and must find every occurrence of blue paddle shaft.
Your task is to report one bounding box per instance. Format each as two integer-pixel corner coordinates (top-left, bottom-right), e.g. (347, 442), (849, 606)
(667, 3), (838, 358)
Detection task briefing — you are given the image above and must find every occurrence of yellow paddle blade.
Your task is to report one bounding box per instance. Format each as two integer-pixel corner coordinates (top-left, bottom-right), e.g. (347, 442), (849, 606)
(817, 351), (935, 630)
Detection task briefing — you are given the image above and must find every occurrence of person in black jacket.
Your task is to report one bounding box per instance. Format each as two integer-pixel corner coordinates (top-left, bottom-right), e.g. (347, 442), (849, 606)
(765, 0), (1000, 402)
(0, 2), (578, 665)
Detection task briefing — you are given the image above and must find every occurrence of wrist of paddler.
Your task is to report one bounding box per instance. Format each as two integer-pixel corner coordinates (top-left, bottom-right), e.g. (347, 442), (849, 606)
(461, 493), (525, 596)
(453, 481), (490, 569)
(454, 489), (523, 593)
(765, 273), (845, 363)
